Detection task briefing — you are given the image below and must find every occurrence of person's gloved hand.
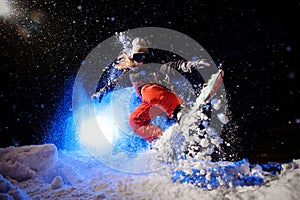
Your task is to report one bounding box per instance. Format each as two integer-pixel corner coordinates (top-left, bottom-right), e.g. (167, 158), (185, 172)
(180, 59), (210, 73)
(91, 93), (99, 100)
(91, 90), (106, 102)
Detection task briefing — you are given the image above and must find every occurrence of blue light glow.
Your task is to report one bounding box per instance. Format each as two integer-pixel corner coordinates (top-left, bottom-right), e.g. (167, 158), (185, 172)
(47, 77), (284, 187)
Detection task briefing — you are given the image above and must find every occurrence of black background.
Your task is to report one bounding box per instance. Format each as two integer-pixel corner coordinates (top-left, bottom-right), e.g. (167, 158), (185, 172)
(1, 0), (299, 162)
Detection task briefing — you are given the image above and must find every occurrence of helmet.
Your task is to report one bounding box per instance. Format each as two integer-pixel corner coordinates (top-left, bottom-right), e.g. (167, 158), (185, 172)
(131, 38), (149, 56)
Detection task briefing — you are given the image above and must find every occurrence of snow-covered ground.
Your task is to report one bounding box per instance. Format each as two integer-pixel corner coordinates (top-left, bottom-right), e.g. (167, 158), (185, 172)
(1, 144), (300, 200)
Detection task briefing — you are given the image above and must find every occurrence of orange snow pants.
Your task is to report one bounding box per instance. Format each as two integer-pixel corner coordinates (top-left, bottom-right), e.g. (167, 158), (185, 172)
(129, 83), (184, 142)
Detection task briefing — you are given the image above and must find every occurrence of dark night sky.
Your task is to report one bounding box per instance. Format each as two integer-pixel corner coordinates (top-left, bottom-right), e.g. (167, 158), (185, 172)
(0, 0), (299, 160)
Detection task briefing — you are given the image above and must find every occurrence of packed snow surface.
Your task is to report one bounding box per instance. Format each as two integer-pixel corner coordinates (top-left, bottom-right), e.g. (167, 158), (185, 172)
(0, 144), (300, 200)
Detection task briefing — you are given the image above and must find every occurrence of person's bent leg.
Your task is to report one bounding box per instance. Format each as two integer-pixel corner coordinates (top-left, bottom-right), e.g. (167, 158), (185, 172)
(129, 102), (163, 142)
(134, 124), (163, 142)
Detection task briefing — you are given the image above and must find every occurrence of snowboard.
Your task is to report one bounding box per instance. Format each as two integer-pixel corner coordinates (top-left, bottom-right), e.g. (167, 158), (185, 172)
(199, 69), (224, 105)
(153, 69), (225, 161)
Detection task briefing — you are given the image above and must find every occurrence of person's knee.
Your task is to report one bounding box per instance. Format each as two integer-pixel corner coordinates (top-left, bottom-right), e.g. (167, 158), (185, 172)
(128, 113), (138, 130)
(128, 112), (147, 131)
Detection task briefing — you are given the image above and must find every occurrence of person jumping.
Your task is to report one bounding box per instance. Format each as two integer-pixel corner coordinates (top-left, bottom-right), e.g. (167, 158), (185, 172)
(111, 38), (212, 142)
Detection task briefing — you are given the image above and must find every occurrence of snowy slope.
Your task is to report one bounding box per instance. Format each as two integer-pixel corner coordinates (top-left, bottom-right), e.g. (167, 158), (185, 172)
(0, 144), (300, 200)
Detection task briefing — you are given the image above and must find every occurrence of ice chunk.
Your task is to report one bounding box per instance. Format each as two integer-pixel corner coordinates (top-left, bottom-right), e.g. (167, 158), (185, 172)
(211, 136), (223, 146)
(217, 113), (229, 124)
(50, 176), (64, 190)
(212, 99), (222, 110)
(200, 138), (210, 147)
(206, 127), (217, 136)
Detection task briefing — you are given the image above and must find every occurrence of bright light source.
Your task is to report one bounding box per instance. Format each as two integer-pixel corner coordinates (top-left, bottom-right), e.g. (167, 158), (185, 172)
(0, 0), (10, 16)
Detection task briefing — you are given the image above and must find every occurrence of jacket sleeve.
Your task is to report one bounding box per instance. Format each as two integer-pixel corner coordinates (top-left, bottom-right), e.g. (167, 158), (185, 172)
(145, 48), (206, 95)
(94, 59), (125, 102)
(144, 48), (187, 64)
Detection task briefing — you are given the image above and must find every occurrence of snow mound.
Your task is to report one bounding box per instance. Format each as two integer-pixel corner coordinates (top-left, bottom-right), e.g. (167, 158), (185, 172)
(0, 144), (300, 199)
(0, 144), (58, 181)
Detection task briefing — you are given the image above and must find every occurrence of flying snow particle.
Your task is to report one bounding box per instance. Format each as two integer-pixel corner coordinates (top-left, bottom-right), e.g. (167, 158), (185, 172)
(217, 113), (229, 124)
(200, 138), (210, 148)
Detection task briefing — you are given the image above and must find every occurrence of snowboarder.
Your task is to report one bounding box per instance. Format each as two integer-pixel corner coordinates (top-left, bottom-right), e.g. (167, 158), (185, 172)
(112, 38), (212, 142)
(127, 75), (186, 142)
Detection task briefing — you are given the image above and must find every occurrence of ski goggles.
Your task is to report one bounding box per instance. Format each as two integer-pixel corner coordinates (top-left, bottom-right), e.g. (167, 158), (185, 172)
(132, 52), (148, 63)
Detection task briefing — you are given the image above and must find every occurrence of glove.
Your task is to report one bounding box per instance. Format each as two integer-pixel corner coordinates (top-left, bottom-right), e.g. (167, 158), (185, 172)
(180, 59), (210, 73)
(91, 92), (100, 100)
